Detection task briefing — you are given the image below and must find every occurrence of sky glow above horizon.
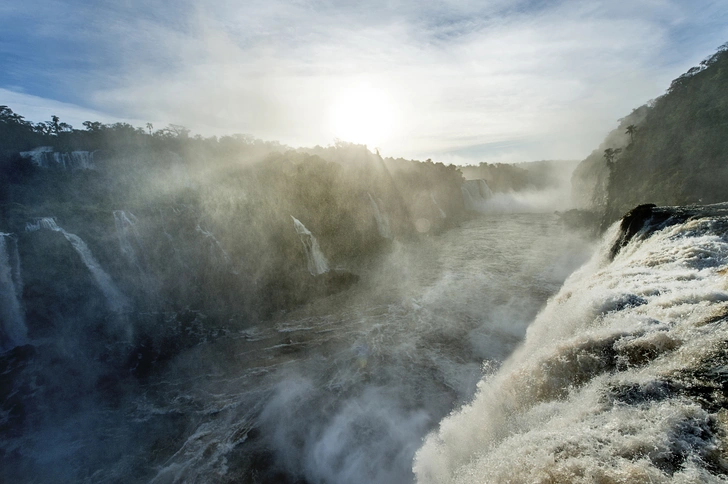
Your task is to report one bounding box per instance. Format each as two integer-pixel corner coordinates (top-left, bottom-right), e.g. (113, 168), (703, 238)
(2, 0), (728, 164)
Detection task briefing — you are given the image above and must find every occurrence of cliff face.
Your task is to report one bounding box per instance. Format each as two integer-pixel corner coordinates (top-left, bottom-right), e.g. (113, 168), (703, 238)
(570, 44), (728, 228)
(604, 45), (728, 225)
(0, 128), (468, 374)
(570, 106), (649, 212)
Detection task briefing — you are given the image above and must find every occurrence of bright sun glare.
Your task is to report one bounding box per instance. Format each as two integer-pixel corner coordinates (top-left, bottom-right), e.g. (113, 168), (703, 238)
(328, 85), (397, 147)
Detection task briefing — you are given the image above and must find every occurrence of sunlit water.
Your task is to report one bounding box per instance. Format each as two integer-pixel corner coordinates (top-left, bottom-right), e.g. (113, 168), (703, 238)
(10, 214), (595, 483)
(416, 205), (728, 483)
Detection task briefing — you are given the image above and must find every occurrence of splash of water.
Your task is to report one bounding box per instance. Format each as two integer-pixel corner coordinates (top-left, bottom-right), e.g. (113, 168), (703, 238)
(141, 214), (592, 484)
(0, 233), (27, 351)
(291, 216), (330, 275)
(414, 204), (728, 483)
(26, 217), (128, 312)
(461, 179), (492, 213)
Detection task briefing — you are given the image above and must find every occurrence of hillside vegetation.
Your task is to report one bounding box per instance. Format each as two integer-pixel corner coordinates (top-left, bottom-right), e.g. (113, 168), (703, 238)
(571, 43), (728, 227)
(0, 109), (467, 374)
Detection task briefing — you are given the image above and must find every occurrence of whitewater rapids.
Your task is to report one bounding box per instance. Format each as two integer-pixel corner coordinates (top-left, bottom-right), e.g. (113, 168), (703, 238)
(123, 214), (593, 484)
(415, 204), (728, 483)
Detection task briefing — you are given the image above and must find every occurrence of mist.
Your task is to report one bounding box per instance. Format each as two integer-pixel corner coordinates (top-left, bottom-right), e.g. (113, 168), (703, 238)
(3, 1), (727, 480)
(459, 159), (580, 214)
(0, 119), (596, 481)
(138, 211), (595, 484)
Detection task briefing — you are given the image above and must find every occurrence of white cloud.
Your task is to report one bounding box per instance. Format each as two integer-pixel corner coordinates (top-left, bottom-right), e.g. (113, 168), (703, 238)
(4, 0), (728, 163)
(0, 88), (145, 128)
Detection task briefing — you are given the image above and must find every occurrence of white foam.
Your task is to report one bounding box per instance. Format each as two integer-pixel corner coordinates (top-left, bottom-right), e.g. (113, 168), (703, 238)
(415, 213), (728, 482)
(291, 216), (330, 275)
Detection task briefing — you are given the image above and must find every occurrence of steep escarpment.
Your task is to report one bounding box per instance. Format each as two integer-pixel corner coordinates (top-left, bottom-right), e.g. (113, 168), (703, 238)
(0, 112), (468, 376)
(570, 43), (728, 229)
(570, 105), (649, 212)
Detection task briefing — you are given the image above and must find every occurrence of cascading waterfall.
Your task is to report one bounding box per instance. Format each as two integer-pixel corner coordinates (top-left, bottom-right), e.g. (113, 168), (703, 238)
(26, 218), (128, 312)
(368, 192), (392, 239)
(67, 151), (94, 170)
(114, 210), (143, 269)
(19, 147), (54, 167)
(430, 193), (446, 219)
(19, 147), (94, 170)
(0, 233), (27, 351)
(0, 213), (596, 483)
(461, 179), (493, 213)
(291, 216), (330, 275)
(414, 204), (728, 483)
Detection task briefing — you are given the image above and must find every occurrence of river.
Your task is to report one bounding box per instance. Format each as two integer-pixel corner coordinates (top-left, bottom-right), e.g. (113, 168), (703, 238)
(128, 214), (594, 483)
(4, 213), (595, 483)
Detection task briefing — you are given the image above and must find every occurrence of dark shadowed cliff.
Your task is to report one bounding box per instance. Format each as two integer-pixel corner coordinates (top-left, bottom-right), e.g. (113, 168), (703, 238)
(570, 43), (728, 229)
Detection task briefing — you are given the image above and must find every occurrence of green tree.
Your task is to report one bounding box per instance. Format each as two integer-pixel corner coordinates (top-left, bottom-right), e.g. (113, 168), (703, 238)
(603, 148), (622, 167)
(625, 124), (636, 143)
(83, 121), (104, 132)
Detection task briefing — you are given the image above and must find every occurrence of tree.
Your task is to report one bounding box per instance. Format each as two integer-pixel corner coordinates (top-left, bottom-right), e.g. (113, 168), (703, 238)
(33, 122), (51, 135)
(167, 124), (190, 138)
(83, 121), (104, 133)
(146, 122), (153, 135)
(156, 124), (190, 139)
(625, 124), (636, 143)
(51, 115), (60, 135)
(0, 106), (29, 126)
(603, 148), (622, 167)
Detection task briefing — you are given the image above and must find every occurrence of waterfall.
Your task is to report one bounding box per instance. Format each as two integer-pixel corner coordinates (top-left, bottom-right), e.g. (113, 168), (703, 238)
(367, 192), (392, 239)
(291, 216), (330, 275)
(460, 186), (475, 211)
(461, 179), (493, 213)
(114, 210), (143, 268)
(26, 218), (128, 312)
(19, 146), (54, 167)
(430, 193), (447, 218)
(476, 179), (493, 199)
(0, 233), (27, 351)
(415, 204), (728, 483)
(19, 147), (95, 170)
(67, 151), (95, 170)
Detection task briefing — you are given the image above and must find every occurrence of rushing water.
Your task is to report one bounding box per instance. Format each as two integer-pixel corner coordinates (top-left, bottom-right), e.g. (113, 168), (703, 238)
(25, 217), (129, 312)
(0, 233), (26, 351)
(3, 214), (594, 483)
(292, 216), (331, 276)
(416, 204), (728, 483)
(133, 214), (593, 483)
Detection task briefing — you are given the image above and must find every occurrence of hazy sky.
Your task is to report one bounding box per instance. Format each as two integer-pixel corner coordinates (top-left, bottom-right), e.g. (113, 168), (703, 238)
(2, 0), (727, 164)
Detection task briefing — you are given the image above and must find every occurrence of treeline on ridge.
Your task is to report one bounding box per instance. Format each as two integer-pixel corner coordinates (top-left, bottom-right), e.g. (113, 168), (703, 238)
(571, 42), (728, 228)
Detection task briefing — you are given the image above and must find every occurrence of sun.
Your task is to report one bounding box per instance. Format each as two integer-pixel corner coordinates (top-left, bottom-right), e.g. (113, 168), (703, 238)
(327, 85), (397, 147)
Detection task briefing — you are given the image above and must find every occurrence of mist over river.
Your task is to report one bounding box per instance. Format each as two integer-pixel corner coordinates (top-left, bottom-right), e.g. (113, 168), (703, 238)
(1, 214), (594, 483)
